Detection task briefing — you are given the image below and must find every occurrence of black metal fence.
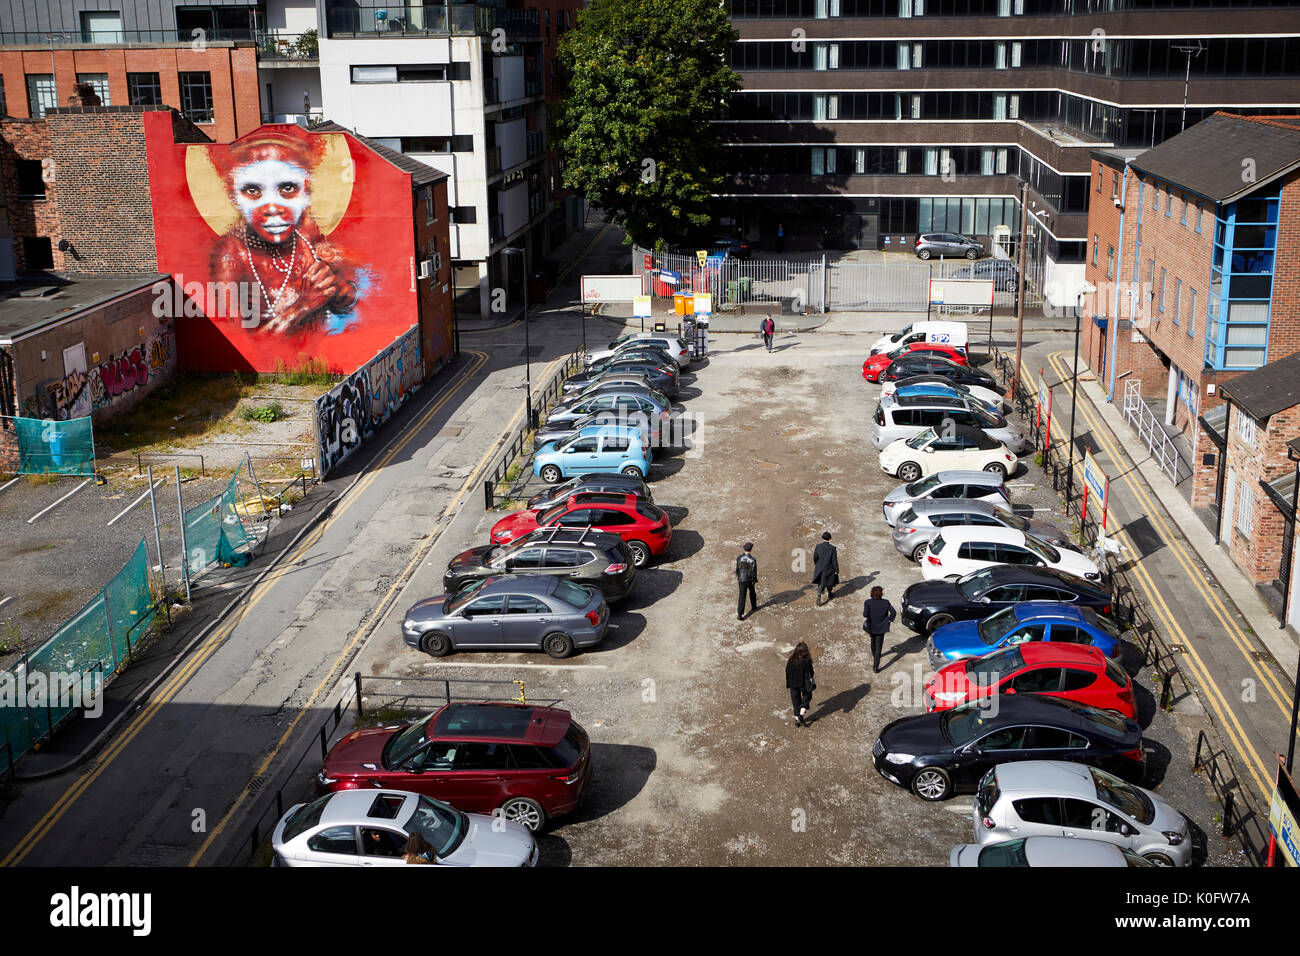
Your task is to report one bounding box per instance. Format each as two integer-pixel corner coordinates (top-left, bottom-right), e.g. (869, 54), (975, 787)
(990, 346), (1264, 864)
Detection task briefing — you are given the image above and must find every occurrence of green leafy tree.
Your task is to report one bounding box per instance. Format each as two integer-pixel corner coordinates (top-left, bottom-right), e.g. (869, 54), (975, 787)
(554, 0), (740, 249)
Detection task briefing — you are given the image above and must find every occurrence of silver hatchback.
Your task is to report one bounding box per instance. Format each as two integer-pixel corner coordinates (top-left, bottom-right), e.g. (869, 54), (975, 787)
(892, 498), (1072, 562)
(881, 470), (1010, 527)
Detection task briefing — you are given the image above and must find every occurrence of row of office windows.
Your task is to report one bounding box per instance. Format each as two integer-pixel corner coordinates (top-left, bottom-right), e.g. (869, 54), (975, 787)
(728, 0), (1300, 17)
(20, 71), (213, 122)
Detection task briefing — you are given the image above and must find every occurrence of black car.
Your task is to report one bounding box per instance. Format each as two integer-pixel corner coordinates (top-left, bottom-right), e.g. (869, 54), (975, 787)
(563, 362), (679, 398)
(900, 564), (1115, 635)
(883, 355), (998, 391)
(526, 473), (652, 512)
(872, 694), (1145, 801)
(442, 528), (636, 601)
(568, 380), (673, 408)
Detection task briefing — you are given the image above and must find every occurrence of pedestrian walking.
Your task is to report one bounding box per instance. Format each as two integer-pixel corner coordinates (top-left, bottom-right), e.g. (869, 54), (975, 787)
(786, 641), (815, 727)
(863, 586), (897, 674)
(811, 531), (839, 605)
(760, 315), (775, 352)
(736, 542), (758, 620)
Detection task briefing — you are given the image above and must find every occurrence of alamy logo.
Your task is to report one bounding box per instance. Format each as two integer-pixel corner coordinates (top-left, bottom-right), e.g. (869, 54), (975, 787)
(0, 669), (102, 719)
(49, 886), (151, 936)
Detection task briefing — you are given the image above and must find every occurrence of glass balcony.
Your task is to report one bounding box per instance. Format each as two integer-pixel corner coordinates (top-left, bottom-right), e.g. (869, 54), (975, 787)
(255, 31), (319, 63)
(324, 4), (539, 39)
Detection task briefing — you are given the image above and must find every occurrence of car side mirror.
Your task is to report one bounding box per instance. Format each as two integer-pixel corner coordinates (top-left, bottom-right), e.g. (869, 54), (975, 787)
(1003, 686), (1016, 694)
(979, 596), (991, 604)
(1120, 824), (1134, 837)
(923, 446), (934, 453)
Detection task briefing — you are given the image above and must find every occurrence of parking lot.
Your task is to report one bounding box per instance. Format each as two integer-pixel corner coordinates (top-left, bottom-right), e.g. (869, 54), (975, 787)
(349, 326), (1243, 867)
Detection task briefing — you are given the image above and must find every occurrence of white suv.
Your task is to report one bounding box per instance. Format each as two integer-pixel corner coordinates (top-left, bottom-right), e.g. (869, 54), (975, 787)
(921, 525), (1102, 582)
(879, 424), (1017, 482)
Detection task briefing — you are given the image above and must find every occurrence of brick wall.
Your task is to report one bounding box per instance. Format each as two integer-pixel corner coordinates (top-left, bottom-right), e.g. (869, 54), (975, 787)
(1268, 172), (1300, 362)
(0, 44), (260, 143)
(1224, 403), (1300, 585)
(0, 118), (60, 273)
(415, 177), (455, 376)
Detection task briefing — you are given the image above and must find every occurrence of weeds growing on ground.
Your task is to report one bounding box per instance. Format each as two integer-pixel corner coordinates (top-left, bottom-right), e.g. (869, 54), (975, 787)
(239, 401), (288, 424)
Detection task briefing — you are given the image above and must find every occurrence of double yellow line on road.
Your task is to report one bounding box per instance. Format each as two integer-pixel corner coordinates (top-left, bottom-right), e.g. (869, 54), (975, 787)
(1034, 352), (1284, 803)
(3, 350), (490, 868)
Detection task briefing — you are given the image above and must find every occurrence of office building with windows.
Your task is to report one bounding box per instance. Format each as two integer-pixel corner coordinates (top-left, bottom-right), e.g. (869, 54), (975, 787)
(720, 0), (1300, 297)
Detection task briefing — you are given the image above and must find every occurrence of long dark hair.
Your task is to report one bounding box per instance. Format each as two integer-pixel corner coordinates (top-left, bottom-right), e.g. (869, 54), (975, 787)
(870, 586), (884, 600)
(404, 831), (433, 860)
(789, 641), (811, 664)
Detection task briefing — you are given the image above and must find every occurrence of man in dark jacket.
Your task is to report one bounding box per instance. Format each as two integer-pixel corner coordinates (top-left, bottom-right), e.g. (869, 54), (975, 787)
(736, 542), (758, 620)
(811, 531), (839, 605)
(760, 316), (775, 352)
(863, 586), (897, 673)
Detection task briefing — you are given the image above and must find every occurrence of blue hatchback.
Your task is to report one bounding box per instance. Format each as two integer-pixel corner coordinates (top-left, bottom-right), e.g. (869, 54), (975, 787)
(894, 381), (999, 412)
(534, 424), (652, 484)
(927, 603), (1124, 670)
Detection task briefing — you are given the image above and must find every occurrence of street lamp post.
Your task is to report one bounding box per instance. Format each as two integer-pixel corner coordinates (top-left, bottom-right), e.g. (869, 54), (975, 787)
(1172, 42), (1205, 133)
(1066, 282), (1097, 507)
(1286, 444), (1300, 772)
(503, 247), (533, 428)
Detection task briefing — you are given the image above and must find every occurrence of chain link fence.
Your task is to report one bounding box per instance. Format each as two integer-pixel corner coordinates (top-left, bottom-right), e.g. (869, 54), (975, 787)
(183, 459), (254, 574)
(0, 415), (97, 476)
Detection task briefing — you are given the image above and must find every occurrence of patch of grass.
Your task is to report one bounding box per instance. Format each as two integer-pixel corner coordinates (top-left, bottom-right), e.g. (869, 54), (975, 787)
(19, 588), (77, 620)
(239, 401), (288, 424)
(359, 704), (422, 727)
(496, 497), (522, 511)
(504, 461), (523, 483)
(97, 374), (249, 451)
(0, 622), (18, 656)
(24, 473), (66, 486)
(268, 356), (339, 386)
(178, 467), (199, 481)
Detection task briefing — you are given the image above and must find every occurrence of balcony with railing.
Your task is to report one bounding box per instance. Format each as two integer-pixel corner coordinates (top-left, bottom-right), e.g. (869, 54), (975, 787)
(0, 28), (257, 46)
(255, 31), (319, 65)
(261, 109), (326, 126)
(324, 4), (539, 39)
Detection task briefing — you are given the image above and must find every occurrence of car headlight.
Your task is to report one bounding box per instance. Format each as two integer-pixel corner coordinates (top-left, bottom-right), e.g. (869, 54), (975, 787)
(1162, 831), (1186, 846)
(932, 690), (965, 703)
(884, 752), (915, 765)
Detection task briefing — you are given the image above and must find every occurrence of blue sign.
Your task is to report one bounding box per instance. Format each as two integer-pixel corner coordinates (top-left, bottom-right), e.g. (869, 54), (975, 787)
(659, 270), (680, 286)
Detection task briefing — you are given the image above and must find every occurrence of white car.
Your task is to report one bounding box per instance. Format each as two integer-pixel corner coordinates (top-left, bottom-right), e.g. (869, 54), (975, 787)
(921, 525), (1102, 582)
(879, 424), (1017, 482)
(271, 789), (538, 867)
(951, 836), (1156, 867)
(881, 375), (1009, 414)
(585, 333), (690, 370)
(975, 761), (1191, 867)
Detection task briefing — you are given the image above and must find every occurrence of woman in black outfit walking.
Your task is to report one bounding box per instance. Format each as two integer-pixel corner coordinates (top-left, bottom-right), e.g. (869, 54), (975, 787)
(863, 586), (897, 674)
(786, 642), (815, 727)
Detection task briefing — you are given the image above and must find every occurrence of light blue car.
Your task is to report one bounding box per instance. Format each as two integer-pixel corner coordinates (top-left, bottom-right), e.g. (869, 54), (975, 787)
(534, 424), (652, 484)
(894, 381), (1001, 413)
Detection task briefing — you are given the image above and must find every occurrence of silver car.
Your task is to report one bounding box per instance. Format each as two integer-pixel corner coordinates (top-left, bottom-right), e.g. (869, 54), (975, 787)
(950, 836), (1154, 867)
(915, 232), (983, 260)
(401, 574), (609, 659)
(974, 760), (1192, 867)
(873, 394), (1029, 455)
(586, 334), (691, 370)
(881, 470), (1010, 527)
(892, 498), (1072, 562)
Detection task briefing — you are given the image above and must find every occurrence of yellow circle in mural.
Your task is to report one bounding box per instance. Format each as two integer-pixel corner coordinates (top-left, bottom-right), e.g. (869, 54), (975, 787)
(185, 131), (354, 237)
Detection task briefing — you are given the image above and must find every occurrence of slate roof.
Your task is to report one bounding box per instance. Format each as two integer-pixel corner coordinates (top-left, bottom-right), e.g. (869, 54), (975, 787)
(1219, 350), (1300, 422)
(310, 121), (447, 188)
(1129, 113), (1300, 203)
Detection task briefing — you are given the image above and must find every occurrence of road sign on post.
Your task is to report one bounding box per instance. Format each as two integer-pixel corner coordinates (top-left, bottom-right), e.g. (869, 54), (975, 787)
(696, 250), (707, 268)
(1082, 448), (1109, 530)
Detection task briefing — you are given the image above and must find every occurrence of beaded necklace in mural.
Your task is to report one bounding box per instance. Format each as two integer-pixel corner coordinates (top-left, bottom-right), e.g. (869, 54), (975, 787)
(241, 225), (321, 321)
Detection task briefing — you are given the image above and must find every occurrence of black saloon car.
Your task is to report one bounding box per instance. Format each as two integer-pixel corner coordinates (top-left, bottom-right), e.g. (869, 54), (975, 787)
(882, 356), (998, 391)
(900, 564), (1115, 634)
(563, 361), (679, 398)
(872, 694), (1145, 801)
(442, 528), (636, 601)
(526, 473), (652, 512)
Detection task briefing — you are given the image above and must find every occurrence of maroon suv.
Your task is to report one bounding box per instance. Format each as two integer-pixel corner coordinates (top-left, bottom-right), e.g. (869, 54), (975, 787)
(318, 702), (591, 832)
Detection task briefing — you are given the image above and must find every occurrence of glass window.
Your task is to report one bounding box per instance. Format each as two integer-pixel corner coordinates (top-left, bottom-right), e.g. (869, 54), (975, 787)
(1188, 289), (1196, 336)
(1031, 726), (1076, 750)
(1062, 668), (1097, 691)
(360, 827), (407, 857)
(978, 726), (1028, 750)
(127, 72), (162, 106)
(1106, 246), (1114, 280)
(179, 71), (214, 123)
(81, 11), (125, 43)
(453, 742), (512, 771)
(16, 161), (45, 199)
(1195, 204), (1204, 233)
(1158, 268), (1166, 313)
(307, 826), (358, 855)
(26, 74), (57, 118)
(505, 596), (549, 615)
(1173, 278), (1181, 326)
(1009, 667), (1062, 693)
(505, 548), (545, 569)
(75, 73), (111, 105)
(507, 744), (556, 769)
(543, 548), (587, 568)
(1062, 799), (1126, 833)
(1013, 797), (1062, 825)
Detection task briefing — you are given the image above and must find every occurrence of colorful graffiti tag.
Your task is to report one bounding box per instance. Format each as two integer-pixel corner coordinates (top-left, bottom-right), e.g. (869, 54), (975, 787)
(40, 330), (173, 421)
(315, 326), (421, 473)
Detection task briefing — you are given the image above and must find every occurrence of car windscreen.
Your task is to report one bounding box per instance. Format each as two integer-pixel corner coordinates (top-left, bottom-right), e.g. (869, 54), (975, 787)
(990, 506), (1029, 532)
(977, 605), (1020, 644)
(282, 794), (333, 842)
(898, 507), (918, 525)
(905, 474), (942, 496)
(537, 504), (568, 526)
(955, 566), (997, 600)
(551, 578), (593, 609)
(905, 428), (937, 449)
(977, 839), (1029, 867)
(406, 794), (469, 858)
(1089, 767), (1155, 824)
(941, 701), (994, 746)
(1081, 607), (1121, 638)
(964, 646), (1025, 684)
(1073, 704), (1132, 739)
(445, 578), (487, 614)
(382, 713), (436, 770)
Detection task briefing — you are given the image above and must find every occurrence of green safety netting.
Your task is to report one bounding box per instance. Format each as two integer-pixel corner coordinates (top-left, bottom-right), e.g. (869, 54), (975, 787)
(183, 472), (251, 574)
(13, 416), (96, 476)
(0, 538), (156, 761)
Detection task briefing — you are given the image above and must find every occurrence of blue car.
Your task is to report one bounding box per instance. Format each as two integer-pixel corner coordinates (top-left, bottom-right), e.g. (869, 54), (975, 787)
(534, 424), (652, 484)
(894, 381), (1001, 413)
(927, 603), (1124, 670)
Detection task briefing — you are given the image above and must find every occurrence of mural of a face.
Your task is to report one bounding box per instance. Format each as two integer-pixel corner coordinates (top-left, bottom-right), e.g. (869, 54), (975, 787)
(232, 159), (310, 245)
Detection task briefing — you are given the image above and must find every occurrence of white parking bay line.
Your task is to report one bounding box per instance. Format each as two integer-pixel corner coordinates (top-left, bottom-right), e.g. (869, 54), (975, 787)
(107, 478), (165, 527)
(0, 596), (12, 609)
(419, 661), (609, 670)
(27, 478), (92, 524)
(0, 476), (21, 494)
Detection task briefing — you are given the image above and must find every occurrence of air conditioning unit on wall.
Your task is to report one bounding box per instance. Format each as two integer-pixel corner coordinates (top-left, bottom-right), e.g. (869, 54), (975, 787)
(418, 259), (432, 280)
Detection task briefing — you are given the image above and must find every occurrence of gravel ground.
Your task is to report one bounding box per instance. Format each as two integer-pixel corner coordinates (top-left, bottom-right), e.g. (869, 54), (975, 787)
(353, 329), (1246, 867)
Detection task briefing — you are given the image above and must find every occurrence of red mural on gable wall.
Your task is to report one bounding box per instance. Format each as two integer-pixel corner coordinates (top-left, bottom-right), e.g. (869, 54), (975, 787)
(145, 115), (418, 373)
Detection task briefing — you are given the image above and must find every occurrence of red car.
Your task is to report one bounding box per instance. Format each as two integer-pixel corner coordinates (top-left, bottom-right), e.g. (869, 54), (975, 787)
(490, 492), (672, 567)
(863, 343), (969, 382)
(924, 642), (1135, 718)
(318, 702), (590, 832)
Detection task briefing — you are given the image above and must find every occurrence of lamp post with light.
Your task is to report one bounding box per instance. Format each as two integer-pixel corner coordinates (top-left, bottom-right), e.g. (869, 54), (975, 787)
(502, 246), (533, 428)
(1066, 282), (1097, 507)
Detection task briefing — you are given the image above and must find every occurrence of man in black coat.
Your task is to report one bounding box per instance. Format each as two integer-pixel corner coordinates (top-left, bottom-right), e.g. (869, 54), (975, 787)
(811, 531), (839, 605)
(863, 586), (897, 673)
(736, 542), (758, 620)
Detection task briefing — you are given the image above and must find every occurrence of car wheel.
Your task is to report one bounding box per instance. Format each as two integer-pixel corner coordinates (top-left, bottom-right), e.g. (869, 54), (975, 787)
(1143, 852), (1175, 867)
(910, 767), (952, 801)
(539, 464), (563, 484)
(620, 464), (644, 478)
(497, 796), (547, 832)
(627, 540), (651, 568)
(983, 463), (1007, 478)
(917, 249), (932, 261)
(965, 248), (979, 260)
(926, 613), (955, 633)
(910, 540), (930, 563)
(543, 631), (575, 659)
(897, 462), (922, 482)
(420, 631), (452, 657)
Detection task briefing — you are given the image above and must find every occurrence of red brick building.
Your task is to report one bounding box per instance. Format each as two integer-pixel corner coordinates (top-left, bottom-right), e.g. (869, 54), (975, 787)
(0, 42), (261, 144)
(1081, 113), (1300, 516)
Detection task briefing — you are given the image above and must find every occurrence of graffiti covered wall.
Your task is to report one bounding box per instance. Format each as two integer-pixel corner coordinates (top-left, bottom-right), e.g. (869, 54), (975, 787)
(316, 325), (422, 473)
(144, 114), (421, 374)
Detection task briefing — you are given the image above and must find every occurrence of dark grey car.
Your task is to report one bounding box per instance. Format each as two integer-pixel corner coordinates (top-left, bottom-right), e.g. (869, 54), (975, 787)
(563, 362), (678, 398)
(891, 498), (1072, 562)
(401, 575), (610, 660)
(443, 528), (636, 600)
(526, 473), (652, 512)
(914, 233), (984, 260)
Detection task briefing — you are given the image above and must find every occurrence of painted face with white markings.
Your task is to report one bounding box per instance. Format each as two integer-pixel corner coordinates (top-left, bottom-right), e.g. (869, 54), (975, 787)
(232, 159), (310, 245)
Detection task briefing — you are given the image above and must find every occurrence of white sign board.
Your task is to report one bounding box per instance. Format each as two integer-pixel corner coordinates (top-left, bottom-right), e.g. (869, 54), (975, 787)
(693, 293), (712, 315)
(632, 295), (652, 318)
(928, 278), (994, 307)
(581, 275), (643, 303)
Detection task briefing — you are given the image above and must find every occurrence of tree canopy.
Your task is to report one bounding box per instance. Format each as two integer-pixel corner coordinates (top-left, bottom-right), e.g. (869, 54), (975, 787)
(554, 0), (740, 249)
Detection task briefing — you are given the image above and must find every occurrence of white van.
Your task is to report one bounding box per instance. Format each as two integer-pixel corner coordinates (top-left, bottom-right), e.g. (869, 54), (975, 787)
(868, 321), (969, 356)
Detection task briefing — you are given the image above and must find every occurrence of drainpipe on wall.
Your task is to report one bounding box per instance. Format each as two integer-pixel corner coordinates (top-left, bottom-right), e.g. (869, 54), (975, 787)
(1214, 399), (1231, 545)
(1107, 160), (1131, 403)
